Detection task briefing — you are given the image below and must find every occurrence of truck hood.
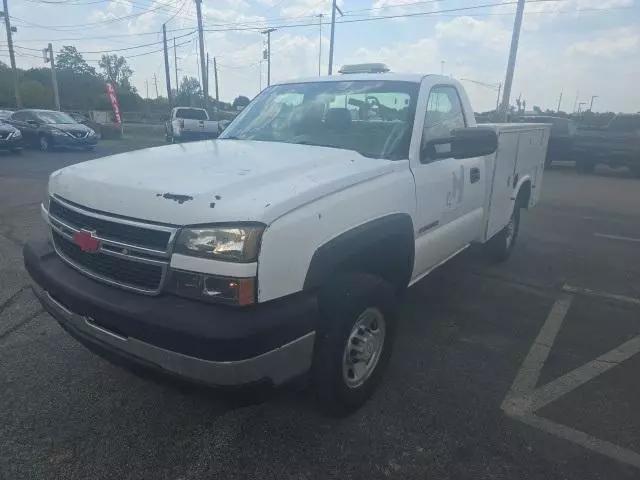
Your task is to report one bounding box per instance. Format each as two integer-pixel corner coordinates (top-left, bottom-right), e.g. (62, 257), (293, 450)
(49, 140), (395, 225)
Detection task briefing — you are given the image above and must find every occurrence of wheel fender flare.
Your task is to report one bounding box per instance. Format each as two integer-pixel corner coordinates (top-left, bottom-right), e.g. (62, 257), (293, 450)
(303, 213), (415, 292)
(511, 175), (532, 207)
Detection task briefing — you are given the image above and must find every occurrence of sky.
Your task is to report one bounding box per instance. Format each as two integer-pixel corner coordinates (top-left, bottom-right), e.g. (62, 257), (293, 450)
(6, 0), (640, 113)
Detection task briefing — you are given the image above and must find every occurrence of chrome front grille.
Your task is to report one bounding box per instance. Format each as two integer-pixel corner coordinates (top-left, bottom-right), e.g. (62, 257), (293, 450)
(46, 196), (177, 295)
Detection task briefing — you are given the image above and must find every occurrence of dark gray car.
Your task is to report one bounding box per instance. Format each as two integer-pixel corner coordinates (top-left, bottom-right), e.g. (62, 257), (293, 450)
(9, 109), (98, 152)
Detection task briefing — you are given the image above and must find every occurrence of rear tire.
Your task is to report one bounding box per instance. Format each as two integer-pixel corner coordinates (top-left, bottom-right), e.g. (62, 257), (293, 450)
(313, 273), (397, 416)
(486, 202), (521, 262)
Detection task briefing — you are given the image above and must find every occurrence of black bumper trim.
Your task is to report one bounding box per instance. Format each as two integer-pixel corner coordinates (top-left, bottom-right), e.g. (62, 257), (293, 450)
(24, 237), (318, 362)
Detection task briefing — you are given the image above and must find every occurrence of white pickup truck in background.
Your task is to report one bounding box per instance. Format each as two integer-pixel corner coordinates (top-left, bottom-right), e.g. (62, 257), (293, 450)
(165, 106), (221, 143)
(25, 65), (549, 414)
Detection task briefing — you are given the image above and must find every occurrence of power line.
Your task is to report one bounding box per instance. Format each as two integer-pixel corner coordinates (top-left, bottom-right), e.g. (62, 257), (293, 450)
(14, 30), (195, 54)
(10, 2), (173, 31)
(6, 37), (194, 63)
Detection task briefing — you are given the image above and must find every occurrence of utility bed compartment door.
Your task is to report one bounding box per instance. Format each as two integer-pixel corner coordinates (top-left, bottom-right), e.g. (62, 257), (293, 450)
(485, 131), (519, 240)
(482, 124), (549, 241)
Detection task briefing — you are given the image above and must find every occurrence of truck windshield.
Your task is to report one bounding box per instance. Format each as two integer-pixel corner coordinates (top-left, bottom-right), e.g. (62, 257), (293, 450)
(220, 80), (420, 160)
(175, 109), (208, 120)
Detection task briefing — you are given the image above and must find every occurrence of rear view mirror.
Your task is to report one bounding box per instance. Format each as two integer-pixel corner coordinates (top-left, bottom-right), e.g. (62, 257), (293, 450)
(422, 127), (498, 162)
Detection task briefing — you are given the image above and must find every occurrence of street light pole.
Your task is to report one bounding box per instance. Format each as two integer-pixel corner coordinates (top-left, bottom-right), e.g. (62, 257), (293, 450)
(589, 95), (598, 112)
(328, 0), (337, 75)
(499, 0), (525, 121)
(317, 14), (323, 76)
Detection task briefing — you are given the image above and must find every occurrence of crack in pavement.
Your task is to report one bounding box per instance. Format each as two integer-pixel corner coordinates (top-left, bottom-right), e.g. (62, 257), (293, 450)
(0, 307), (44, 342)
(0, 286), (30, 316)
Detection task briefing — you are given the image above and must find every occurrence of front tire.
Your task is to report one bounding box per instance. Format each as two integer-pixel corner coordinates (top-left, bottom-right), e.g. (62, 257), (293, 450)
(39, 135), (52, 152)
(487, 202), (521, 262)
(313, 273), (397, 416)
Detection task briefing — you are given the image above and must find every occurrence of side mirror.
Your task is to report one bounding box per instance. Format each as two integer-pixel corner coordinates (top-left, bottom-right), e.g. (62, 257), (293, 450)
(421, 127), (498, 162)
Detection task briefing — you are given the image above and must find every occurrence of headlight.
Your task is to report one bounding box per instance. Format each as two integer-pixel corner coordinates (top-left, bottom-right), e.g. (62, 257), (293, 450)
(51, 129), (67, 136)
(88, 129), (96, 136)
(168, 270), (256, 306)
(174, 224), (264, 262)
(11, 130), (21, 138)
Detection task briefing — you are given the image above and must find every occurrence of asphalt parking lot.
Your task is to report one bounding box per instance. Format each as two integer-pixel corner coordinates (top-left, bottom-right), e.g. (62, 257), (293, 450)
(1, 146), (639, 479)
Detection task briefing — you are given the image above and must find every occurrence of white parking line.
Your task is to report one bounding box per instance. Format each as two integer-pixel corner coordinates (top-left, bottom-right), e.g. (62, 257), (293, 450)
(563, 284), (640, 307)
(518, 413), (640, 469)
(502, 289), (640, 469)
(594, 232), (640, 243)
(530, 336), (640, 411)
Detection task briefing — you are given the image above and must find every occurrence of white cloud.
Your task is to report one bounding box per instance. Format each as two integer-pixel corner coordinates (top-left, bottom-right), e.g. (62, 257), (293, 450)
(566, 27), (639, 57)
(369, 0), (440, 20)
(280, 0), (339, 18)
(435, 16), (509, 51)
(344, 38), (440, 73)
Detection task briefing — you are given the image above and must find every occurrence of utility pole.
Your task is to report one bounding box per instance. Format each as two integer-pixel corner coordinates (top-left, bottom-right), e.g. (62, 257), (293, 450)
(2, 0), (21, 107)
(589, 95), (598, 112)
(556, 91), (563, 112)
(194, 0), (208, 109)
(328, 0), (343, 75)
(317, 13), (323, 76)
(499, 0), (525, 121)
(261, 28), (276, 86)
(153, 73), (159, 98)
(145, 79), (149, 99)
(173, 37), (179, 95)
(573, 90), (579, 113)
(162, 24), (172, 107)
(496, 82), (502, 112)
(206, 52), (209, 102)
(44, 44), (60, 110)
(213, 56), (219, 103)
(578, 102), (586, 113)
(440, 60), (445, 75)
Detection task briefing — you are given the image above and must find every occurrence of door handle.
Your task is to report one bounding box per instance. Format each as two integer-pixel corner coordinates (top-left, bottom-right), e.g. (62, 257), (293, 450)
(470, 167), (481, 183)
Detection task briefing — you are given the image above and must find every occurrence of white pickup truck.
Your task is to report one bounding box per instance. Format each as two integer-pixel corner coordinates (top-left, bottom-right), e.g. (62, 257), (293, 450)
(165, 106), (221, 143)
(25, 67), (549, 414)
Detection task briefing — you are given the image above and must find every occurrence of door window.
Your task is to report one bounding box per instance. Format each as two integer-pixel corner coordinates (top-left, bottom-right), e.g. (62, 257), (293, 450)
(421, 86), (466, 158)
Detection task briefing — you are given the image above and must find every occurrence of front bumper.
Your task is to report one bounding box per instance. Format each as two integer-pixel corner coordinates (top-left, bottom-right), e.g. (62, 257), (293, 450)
(24, 238), (318, 387)
(52, 135), (98, 147)
(0, 136), (23, 150)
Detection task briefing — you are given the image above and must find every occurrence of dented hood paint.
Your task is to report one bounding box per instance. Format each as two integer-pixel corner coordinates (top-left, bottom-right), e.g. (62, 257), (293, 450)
(49, 140), (396, 225)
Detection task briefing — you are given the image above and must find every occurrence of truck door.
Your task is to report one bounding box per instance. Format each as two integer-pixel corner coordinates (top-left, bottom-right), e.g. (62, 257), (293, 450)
(410, 82), (485, 278)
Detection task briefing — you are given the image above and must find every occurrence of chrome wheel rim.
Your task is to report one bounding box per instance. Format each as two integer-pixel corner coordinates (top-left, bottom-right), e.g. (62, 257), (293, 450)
(342, 307), (386, 389)
(40, 137), (48, 151)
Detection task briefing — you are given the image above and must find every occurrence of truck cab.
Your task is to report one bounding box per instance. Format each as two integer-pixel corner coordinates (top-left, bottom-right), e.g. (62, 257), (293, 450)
(25, 67), (549, 413)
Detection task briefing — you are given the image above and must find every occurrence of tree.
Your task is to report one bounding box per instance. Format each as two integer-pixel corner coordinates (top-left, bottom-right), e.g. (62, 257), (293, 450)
(99, 54), (134, 92)
(176, 76), (202, 106)
(56, 46), (96, 76)
(233, 95), (250, 109)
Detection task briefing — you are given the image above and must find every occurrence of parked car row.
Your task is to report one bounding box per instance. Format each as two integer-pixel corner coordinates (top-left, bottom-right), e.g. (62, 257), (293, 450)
(6, 109), (98, 152)
(511, 113), (640, 177)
